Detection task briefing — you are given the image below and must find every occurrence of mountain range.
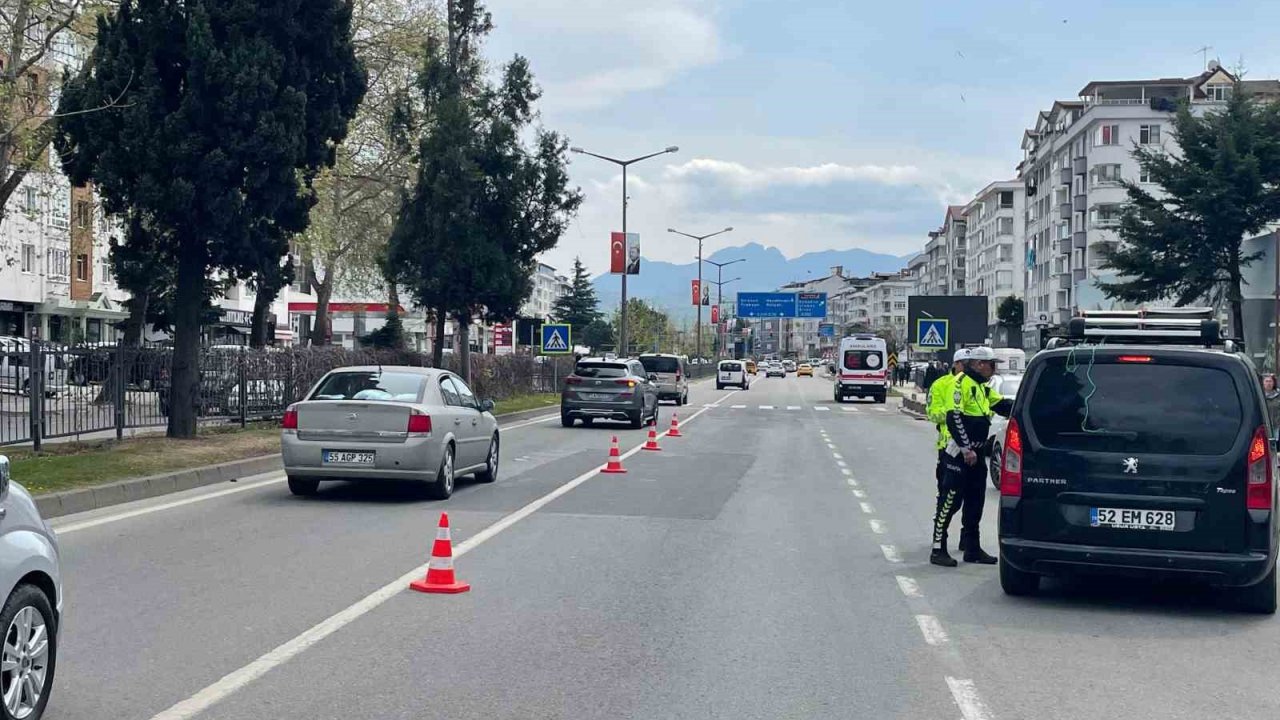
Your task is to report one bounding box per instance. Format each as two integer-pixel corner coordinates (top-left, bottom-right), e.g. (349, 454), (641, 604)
(592, 243), (910, 321)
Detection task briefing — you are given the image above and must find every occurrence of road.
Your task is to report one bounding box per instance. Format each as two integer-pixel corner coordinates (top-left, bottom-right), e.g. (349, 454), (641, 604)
(39, 372), (1280, 719)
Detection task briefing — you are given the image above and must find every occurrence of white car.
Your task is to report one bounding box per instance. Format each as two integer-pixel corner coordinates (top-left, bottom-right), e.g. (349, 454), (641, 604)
(986, 373), (1024, 487)
(716, 360), (750, 390)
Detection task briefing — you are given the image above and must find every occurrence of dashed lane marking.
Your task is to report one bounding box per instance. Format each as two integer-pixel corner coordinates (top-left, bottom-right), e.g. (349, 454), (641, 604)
(841, 468), (853, 477)
(869, 519), (886, 534)
(815, 406), (830, 411)
(915, 615), (949, 646)
(836, 460), (848, 468)
(786, 405), (801, 411)
(852, 489), (866, 498)
(759, 405), (774, 410)
(731, 404), (746, 409)
(860, 501), (875, 514)
(880, 544), (902, 563)
(946, 677), (994, 720)
(895, 575), (921, 597)
(832, 452), (843, 460)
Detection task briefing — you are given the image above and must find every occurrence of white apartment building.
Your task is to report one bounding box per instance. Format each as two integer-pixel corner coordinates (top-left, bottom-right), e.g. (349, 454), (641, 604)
(853, 275), (911, 337)
(521, 262), (570, 322)
(912, 207), (967, 297)
(963, 180), (1025, 340)
(1017, 63), (1275, 347)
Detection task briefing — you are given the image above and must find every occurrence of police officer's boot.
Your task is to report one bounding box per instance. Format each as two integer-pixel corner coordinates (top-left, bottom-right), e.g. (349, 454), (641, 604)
(930, 536), (958, 568)
(961, 533), (997, 565)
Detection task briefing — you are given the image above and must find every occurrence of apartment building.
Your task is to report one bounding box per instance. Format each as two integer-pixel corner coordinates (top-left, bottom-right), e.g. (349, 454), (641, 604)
(1017, 62), (1266, 347)
(521, 262), (571, 322)
(963, 180), (1025, 341)
(911, 207), (967, 297)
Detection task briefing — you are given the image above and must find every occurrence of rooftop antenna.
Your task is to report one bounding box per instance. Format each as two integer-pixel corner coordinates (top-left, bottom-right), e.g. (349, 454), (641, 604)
(1194, 45), (1214, 70)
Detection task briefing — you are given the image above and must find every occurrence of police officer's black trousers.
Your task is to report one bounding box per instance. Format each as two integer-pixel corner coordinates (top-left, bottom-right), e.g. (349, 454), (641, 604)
(932, 454), (986, 548)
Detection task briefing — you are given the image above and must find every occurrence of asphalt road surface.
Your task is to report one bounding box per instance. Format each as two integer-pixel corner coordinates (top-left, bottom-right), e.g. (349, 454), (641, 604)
(40, 372), (1280, 719)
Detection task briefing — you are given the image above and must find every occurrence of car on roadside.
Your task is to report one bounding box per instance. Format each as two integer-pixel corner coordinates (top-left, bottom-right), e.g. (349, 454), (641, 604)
(0, 455), (63, 720)
(716, 359), (750, 390)
(766, 363), (786, 378)
(561, 358), (660, 429)
(986, 373), (1024, 488)
(638, 353), (689, 406)
(783, 360), (796, 373)
(280, 366), (499, 499)
(797, 363), (813, 377)
(997, 310), (1280, 613)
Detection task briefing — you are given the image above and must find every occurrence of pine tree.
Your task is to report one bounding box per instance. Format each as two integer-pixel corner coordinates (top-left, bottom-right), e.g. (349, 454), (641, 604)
(551, 257), (602, 327)
(55, 0), (366, 437)
(1099, 84), (1280, 339)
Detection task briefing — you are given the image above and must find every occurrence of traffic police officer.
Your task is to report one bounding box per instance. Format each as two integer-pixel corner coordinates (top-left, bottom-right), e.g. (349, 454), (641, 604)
(926, 348), (969, 494)
(930, 346), (1012, 567)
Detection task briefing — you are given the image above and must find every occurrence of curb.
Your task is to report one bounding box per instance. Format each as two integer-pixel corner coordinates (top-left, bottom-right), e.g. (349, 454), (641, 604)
(34, 454), (283, 519)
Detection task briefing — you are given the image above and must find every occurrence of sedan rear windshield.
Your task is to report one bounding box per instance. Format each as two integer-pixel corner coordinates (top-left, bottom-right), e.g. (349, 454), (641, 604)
(843, 350), (883, 370)
(575, 362), (629, 379)
(310, 371), (426, 402)
(640, 356), (680, 374)
(1027, 359), (1244, 455)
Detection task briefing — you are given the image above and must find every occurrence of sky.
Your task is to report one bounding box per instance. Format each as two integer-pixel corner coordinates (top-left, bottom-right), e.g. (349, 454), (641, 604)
(482, 0), (1280, 277)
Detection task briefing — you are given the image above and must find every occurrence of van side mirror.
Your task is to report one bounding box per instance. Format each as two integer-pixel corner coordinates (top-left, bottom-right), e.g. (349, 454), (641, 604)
(0, 455), (9, 498)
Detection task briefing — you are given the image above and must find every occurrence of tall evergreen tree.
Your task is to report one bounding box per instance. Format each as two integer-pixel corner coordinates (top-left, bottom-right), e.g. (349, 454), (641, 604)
(551, 257), (601, 327)
(55, 0), (366, 437)
(1099, 84), (1280, 340)
(387, 0), (581, 380)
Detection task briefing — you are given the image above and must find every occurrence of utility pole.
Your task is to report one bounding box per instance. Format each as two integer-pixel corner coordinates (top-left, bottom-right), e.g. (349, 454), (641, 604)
(668, 226), (734, 360)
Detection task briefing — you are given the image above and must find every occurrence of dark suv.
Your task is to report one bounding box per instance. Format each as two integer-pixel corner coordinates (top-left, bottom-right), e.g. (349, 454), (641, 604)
(997, 311), (1278, 613)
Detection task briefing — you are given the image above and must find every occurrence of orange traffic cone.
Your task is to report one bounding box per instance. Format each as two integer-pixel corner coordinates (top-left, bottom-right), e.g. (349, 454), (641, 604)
(668, 412), (683, 438)
(409, 512), (471, 594)
(602, 435), (628, 473)
(643, 427), (663, 451)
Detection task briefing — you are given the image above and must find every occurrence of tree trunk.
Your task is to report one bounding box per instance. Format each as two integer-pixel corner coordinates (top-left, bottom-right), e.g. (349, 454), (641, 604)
(249, 286), (275, 348)
(168, 246), (205, 438)
(432, 309), (446, 367)
(457, 313), (471, 383)
(1229, 263), (1245, 342)
(310, 277), (333, 346)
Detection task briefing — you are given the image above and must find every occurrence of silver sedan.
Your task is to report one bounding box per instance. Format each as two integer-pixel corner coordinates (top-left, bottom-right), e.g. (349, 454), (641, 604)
(281, 366), (499, 499)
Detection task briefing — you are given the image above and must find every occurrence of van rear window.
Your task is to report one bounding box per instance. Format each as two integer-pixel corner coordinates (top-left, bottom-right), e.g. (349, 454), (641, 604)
(1027, 359), (1244, 455)
(640, 356), (680, 374)
(720, 363), (742, 371)
(843, 350), (883, 370)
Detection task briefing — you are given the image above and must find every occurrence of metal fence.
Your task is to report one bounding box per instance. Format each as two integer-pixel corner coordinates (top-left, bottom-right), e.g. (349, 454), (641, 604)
(1, 340), (575, 448)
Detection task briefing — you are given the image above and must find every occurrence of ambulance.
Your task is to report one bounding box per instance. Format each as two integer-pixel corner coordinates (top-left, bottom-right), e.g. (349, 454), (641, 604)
(833, 335), (888, 404)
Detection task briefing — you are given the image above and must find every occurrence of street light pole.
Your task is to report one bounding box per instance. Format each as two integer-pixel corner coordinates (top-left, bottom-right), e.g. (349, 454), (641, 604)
(668, 227), (733, 360)
(702, 258), (745, 358)
(571, 145), (678, 357)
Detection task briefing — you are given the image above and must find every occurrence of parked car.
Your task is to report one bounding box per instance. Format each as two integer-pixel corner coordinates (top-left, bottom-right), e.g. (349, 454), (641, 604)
(561, 358), (660, 429)
(997, 310), (1279, 612)
(717, 359), (750, 390)
(281, 366), (498, 499)
(0, 338), (67, 398)
(638, 353), (689, 406)
(0, 455), (63, 720)
(986, 373), (1025, 488)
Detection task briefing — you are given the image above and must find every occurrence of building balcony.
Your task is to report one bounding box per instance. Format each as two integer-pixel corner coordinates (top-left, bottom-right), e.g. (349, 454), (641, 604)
(1073, 231), (1088, 250)
(1059, 167), (1072, 186)
(1073, 268), (1087, 283)
(1073, 194), (1088, 212)
(1073, 156), (1088, 175)
(1059, 203), (1072, 220)
(1057, 273), (1072, 290)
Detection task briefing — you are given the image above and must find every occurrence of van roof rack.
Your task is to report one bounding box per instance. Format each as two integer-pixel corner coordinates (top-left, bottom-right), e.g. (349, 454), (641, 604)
(1045, 307), (1243, 351)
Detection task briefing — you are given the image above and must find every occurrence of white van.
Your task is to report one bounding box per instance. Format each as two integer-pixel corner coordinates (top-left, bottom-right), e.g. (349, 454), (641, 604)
(834, 335), (887, 403)
(992, 348), (1027, 373)
(716, 359), (750, 390)
(0, 337), (67, 397)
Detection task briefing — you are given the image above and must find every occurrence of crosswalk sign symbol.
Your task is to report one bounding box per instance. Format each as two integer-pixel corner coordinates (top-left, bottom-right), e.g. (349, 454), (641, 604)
(916, 318), (948, 349)
(541, 324), (572, 354)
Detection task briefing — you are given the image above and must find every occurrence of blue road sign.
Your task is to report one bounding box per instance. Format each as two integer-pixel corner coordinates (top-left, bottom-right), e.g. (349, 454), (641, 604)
(915, 318), (949, 349)
(796, 292), (827, 318)
(540, 324), (572, 354)
(737, 292), (828, 318)
(818, 323), (835, 338)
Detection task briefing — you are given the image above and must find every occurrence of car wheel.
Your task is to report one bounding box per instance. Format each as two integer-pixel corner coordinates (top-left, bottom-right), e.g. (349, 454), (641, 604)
(999, 556), (1040, 596)
(716, 383), (724, 390)
(875, 394), (887, 404)
(629, 410), (644, 429)
(560, 412), (573, 428)
(1234, 564), (1277, 614)
(475, 434), (499, 483)
(0, 584), (56, 720)
(989, 444), (1002, 489)
(287, 476), (319, 496)
(681, 392), (689, 406)
(582, 417), (594, 427)
(428, 444), (455, 500)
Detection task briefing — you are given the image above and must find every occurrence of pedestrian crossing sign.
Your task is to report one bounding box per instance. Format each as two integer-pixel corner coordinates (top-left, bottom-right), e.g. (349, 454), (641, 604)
(915, 318), (948, 349)
(540, 324), (572, 354)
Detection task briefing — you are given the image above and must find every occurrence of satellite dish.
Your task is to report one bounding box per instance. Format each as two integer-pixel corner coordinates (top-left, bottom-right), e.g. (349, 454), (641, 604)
(1037, 313), (1050, 324)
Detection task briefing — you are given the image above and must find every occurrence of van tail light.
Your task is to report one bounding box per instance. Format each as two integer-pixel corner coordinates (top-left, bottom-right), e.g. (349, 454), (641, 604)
(675, 371), (682, 380)
(1000, 418), (1023, 497)
(1247, 425), (1272, 510)
(407, 409), (432, 435)
(564, 376), (583, 385)
(281, 407), (298, 431)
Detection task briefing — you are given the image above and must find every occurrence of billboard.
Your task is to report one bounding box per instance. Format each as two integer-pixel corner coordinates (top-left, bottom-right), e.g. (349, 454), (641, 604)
(737, 292), (828, 318)
(625, 233), (640, 275)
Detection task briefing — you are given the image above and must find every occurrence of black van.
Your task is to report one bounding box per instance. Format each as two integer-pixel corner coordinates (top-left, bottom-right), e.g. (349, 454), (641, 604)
(997, 311), (1278, 613)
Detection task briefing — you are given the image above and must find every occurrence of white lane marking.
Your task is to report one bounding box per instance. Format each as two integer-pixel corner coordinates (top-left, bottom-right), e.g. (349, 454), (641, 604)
(842, 406), (857, 413)
(946, 677), (994, 720)
(58, 410), (564, 535)
(880, 544), (902, 563)
(758, 405), (774, 410)
(730, 404), (746, 409)
(859, 501), (875, 514)
(702, 403), (717, 408)
(832, 452), (843, 460)
(841, 468), (853, 477)
(786, 405), (801, 411)
(915, 615), (949, 646)
(874, 407), (888, 413)
(55, 476), (281, 534)
(852, 489), (866, 498)
(869, 518), (886, 534)
(815, 406), (830, 412)
(147, 404), (729, 720)
(895, 575), (921, 597)
(836, 460), (847, 468)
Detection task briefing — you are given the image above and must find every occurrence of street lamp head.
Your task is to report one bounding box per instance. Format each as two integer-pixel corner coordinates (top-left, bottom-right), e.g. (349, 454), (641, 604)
(667, 228), (676, 233)
(724, 227), (734, 232)
(569, 146), (584, 154)
(665, 146), (679, 153)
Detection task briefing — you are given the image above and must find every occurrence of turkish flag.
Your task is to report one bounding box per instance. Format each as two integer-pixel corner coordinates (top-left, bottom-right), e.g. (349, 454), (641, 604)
(610, 232), (626, 274)
(711, 305), (720, 324)
(691, 280), (701, 306)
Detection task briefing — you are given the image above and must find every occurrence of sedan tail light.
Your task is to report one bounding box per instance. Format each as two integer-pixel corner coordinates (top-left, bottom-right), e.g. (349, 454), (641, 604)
(407, 409), (432, 434)
(615, 379), (637, 388)
(1247, 425), (1272, 510)
(565, 376), (583, 385)
(281, 407), (298, 430)
(1000, 418), (1023, 497)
